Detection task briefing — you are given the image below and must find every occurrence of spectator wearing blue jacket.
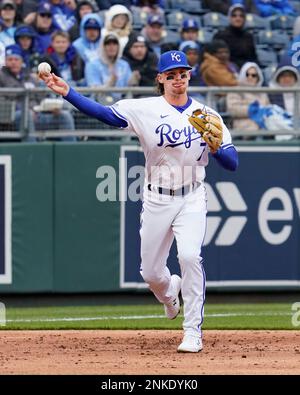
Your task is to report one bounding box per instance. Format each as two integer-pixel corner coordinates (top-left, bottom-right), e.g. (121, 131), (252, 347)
(14, 24), (41, 71)
(39, 30), (84, 86)
(73, 13), (102, 63)
(253, 0), (296, 17)
(68, 0), (99, 41)
(85, 32), (133, 101)
(31, 2), (56, 54)
(0, 0), (18, 47)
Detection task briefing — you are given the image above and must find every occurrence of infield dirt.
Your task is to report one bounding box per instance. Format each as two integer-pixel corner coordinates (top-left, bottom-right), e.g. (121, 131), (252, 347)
(0, 330), (300, 374)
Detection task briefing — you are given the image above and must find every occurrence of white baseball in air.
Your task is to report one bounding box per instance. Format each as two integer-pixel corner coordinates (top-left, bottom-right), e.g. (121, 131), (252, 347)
(38, 62), (51, 75)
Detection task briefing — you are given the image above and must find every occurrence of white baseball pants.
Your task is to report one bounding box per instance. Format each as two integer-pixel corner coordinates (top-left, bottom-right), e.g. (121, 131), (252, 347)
(140, 184), (207, 337)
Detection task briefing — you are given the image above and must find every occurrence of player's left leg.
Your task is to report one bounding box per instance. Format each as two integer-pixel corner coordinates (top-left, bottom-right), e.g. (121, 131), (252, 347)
(172, 184), (207, 352)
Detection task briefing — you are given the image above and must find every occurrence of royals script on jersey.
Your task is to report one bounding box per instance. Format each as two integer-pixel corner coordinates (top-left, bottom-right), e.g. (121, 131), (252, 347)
(111, 96), (233, 189)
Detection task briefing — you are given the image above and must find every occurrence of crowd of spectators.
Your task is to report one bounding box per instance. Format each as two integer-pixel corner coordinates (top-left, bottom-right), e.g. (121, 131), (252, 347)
(0, 0), (299, 140)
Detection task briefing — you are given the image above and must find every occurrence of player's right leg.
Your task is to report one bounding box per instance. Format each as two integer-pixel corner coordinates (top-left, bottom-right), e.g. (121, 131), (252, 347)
(139, 190), (182, 316)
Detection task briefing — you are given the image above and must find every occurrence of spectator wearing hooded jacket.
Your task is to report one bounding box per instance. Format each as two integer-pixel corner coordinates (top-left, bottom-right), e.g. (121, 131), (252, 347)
(85, 32), (132, 101)
(253, 0), (296, 17)
(226, 62), (269, 136)
(269, 65), (300, 116)
(122, 33), (158, 88)
(73, 13), (102, 63)
(101, 4), (133, 55)
(14, 24), (41, 72)
(0, 0), (18, 47)
(68, 0), (98, 42)
(39, 30), (84, 86)
(213, 4), (258, 70)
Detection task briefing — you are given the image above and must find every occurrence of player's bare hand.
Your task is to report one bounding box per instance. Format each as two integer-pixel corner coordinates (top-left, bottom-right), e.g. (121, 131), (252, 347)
(38, 72), (70, 97)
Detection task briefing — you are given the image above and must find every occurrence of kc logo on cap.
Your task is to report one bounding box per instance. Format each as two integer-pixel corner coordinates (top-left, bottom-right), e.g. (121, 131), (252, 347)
(158, 51), (192, 73)
(170, 52), (181, 62)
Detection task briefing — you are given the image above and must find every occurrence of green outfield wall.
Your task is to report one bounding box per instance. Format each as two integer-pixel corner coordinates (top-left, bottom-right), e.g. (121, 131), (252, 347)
(0, 142), (122, 293)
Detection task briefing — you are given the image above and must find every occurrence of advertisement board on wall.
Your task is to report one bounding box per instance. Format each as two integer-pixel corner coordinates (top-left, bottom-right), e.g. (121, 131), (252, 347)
(120, 146), (300, 290)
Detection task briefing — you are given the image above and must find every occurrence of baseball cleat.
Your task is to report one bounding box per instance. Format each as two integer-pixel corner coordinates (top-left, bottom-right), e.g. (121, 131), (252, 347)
(177, 335), (203, 353)
(164, 274), (181, 320)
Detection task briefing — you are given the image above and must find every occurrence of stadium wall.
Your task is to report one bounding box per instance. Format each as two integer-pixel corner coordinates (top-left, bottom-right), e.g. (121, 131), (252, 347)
(0, 141), (299, 293)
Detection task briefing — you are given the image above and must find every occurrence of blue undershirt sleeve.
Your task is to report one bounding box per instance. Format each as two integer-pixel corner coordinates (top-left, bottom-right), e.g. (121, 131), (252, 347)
(212, 146), (238, 171)
(63, 87), (128, 128)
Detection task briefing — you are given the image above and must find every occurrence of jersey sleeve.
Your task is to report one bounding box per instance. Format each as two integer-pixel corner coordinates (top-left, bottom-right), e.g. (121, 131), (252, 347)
(220, 118), (234, 150)
(110, 99), (138, 134)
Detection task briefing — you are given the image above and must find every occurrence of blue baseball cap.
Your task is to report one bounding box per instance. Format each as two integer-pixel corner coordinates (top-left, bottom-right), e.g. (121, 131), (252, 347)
(15, 25), (36, 39)
(37, 2), (53, 15)
(158, 50), (192, 73)
(182, 18), (199, 31)
(5, 44), (23, 58)
(84, 17), (102, 29)
(147, 15), (164, 26)
(179, 40), (200, 53)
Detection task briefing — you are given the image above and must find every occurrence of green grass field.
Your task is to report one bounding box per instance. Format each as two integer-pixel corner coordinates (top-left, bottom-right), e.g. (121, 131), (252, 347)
(1, 303), (298, 330)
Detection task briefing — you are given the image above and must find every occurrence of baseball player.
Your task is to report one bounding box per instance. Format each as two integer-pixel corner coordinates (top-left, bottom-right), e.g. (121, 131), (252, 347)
(39, 51), (238, 353)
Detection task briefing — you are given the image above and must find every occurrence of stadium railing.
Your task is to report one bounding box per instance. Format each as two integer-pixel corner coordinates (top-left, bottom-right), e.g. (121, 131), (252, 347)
(0, 86), (299, 141)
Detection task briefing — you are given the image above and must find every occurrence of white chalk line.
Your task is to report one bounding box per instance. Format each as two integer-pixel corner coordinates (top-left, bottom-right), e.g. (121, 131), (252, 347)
(5, 311), (291, 324)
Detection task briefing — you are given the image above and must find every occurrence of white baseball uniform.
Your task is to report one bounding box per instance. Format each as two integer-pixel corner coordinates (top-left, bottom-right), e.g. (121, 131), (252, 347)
(111, 96), (233, 337)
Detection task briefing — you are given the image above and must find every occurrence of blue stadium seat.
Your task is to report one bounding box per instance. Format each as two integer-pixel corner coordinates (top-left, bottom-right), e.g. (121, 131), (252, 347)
(131, 8), (149, 29)
(270, 15), (296, 32)
(262, 65), (278, 84)
(257, 48), (278, 67)
(131, 8), (166, 29)
(290, 1), (300, 14)
(167, 0), (207, 15)
(257, 30), (290, 50)
(166, 0), (185, 10)
(166, 11), (197, 30)
(244, 13), (271, 32)
(164, 29), (181, 43)
(202, 12), (228, 30)
(197, 28), (215, 44)
(167, 0), (199, 11)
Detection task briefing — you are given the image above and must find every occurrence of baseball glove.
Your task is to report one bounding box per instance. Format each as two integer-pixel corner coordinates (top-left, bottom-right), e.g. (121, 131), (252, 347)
(188, 108), (223, 153)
